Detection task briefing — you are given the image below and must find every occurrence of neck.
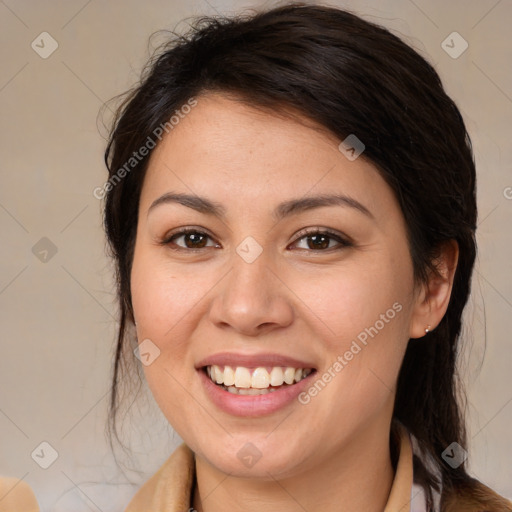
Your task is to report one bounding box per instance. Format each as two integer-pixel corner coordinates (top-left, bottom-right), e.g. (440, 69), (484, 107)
(192, 420), (396, 512)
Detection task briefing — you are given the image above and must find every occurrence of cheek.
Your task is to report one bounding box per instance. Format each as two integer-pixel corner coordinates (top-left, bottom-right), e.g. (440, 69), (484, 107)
(291, 255), (413, 415)
(131, 250), (208, 341)
(129, 248), (211, 393)
(291, 255), (412, 351)
(130, 250), (211, 428)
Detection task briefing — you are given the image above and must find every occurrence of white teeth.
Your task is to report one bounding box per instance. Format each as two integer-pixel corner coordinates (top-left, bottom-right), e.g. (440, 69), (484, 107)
(213, 365), (224, 384)
(206, 365), (313, 390)
(226, 386), (270, 395)
(234, 367), (252, 388)
(283, 367), (296, 385)
(223, 365), (235, 386)
(270, 367), (284, 386)
(243, 387), (268, 395)
(251, 367), (270, 389)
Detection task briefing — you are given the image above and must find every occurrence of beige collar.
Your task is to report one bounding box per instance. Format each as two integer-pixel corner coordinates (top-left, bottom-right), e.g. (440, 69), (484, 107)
(126, 425), (416, 511)
(385, 424), (415, 511)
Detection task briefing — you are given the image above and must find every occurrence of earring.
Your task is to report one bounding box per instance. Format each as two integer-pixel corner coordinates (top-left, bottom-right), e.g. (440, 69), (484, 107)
(425, 325), (432, 334)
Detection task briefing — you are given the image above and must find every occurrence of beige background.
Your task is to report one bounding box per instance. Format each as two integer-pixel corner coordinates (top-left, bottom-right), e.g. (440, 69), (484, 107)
(0, 0), (511, 509)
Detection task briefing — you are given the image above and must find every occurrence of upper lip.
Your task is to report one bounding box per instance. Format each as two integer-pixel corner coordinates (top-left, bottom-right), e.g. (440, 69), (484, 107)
(196, 352), (316, 370)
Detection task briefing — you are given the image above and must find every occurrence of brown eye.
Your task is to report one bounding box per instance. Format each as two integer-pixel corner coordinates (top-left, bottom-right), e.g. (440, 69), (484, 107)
(164, 229), (219, 250)
(181, 232), (208, 248)
(305, 233), (331, 250)
(291, 229), (351, 251)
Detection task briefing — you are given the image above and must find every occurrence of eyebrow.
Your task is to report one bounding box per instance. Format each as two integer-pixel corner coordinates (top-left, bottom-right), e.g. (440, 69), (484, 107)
(148, 192), (374, 220)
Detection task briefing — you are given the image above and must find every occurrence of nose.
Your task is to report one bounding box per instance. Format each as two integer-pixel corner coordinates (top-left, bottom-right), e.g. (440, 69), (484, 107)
(208, 251), (294, 337)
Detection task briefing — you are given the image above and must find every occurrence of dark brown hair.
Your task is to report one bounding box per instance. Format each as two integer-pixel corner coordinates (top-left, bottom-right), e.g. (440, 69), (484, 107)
(103, 2), (485, 506)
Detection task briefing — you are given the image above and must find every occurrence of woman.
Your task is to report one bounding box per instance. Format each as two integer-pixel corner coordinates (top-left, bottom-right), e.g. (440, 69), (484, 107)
(1, 3), (510, 511)
(104, 4), (511, 510)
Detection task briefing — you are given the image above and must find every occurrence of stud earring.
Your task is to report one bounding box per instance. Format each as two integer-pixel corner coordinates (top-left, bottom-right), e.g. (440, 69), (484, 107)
(425, 325), (432, 334)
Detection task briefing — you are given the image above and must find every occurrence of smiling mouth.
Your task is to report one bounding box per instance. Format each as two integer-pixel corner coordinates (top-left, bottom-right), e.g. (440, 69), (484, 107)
(204, 365), (315, 395)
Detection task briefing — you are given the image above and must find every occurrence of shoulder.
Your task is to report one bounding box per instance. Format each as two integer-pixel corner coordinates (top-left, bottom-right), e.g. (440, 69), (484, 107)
(405, 426), (511, 512)
(442, 478), (512, 512)
(0, 477), (39, 511)
(125, 444), (195, 511)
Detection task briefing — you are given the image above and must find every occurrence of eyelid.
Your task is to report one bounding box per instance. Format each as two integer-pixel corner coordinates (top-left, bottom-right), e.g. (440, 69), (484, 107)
(289, 227), (352, 249)
(160, 226), (220, 249)
(160, 226), (352, 252)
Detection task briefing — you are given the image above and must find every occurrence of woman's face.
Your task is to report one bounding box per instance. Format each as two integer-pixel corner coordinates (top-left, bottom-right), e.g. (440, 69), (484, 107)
(131, 92), (425, 478)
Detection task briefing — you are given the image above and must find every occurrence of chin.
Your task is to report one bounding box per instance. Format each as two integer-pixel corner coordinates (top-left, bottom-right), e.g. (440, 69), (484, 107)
(190, 433), (312, 479)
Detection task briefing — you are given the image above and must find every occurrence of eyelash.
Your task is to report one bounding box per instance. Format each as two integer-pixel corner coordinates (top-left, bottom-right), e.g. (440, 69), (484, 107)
(160, 227), (352, 252)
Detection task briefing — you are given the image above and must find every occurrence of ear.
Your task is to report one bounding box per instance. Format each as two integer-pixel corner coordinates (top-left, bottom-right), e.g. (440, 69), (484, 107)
(409, 240), (459, 339)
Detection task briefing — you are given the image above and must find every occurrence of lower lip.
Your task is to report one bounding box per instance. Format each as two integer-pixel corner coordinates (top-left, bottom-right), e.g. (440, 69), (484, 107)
(199, 369), (314, 417)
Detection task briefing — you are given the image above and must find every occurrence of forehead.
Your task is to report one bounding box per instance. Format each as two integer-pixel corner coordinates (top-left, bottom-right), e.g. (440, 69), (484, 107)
(140, 93), (393, 216)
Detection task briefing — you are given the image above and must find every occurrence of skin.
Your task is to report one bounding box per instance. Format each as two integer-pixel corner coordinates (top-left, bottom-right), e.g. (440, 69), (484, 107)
(130, 92), (458, 512)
